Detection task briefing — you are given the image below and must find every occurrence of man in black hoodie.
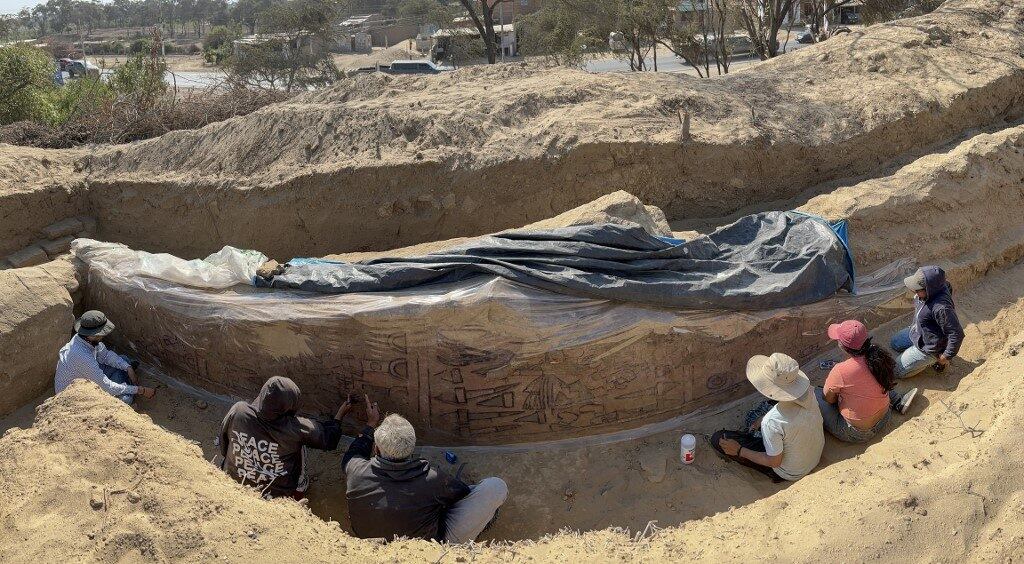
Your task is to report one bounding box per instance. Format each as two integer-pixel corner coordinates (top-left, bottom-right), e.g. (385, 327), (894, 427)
(219, 376), (347, 499)
(890, 266), (965, 378)
(343, 406), (508, 543)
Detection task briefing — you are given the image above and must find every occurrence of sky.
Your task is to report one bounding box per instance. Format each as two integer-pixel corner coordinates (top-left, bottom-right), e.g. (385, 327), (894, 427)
(2, 0), (43, 16)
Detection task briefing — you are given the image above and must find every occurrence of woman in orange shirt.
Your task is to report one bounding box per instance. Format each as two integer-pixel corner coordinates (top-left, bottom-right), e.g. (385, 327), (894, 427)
(815, 320), (919, 443)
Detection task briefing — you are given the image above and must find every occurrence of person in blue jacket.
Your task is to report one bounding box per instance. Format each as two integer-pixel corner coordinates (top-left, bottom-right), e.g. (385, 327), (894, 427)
(890, 266), (965, 378)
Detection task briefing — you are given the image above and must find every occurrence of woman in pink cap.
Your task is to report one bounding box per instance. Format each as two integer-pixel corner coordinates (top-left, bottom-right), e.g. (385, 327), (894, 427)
(816, 320), (918, 442)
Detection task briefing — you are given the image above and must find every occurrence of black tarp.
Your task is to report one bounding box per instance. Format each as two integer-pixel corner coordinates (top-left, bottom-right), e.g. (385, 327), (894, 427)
(256, 211), (852, 310)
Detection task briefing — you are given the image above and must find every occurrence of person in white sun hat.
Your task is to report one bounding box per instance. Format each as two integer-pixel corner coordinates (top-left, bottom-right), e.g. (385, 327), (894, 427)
(711, 352), (825, 482)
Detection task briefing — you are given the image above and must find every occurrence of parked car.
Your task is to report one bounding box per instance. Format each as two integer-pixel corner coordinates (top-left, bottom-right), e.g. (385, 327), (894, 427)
(797, 24), (851, 44)
(350, 59), (455, 76)
(67, 59), (101, 78)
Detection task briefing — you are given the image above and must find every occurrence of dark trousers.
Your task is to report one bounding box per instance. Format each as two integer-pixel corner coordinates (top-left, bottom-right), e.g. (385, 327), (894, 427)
(710, 429), (784, 483)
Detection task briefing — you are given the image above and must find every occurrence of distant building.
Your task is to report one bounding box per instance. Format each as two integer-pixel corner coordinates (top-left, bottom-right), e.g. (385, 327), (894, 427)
(673, 0), (709, 26)
(233, 32), (324, 58)
(431, 24), (517, 61)
(415, 24), (439, 53)
(794, 0), (863, 26)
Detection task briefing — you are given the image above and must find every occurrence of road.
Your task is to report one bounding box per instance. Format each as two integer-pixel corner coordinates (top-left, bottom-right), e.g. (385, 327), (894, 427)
(75, 39), (810, 90)
(584, 39), (810, 75)
(164, 70), (226, 89)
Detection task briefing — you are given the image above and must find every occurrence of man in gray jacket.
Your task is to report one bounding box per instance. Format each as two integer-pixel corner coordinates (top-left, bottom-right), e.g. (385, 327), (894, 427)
(890, 266), (965, 378)
(343, 401), (508, 543)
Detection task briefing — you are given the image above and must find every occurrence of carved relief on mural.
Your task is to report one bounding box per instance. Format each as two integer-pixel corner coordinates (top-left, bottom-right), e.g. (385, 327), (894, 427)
(87, 278), (889, 445)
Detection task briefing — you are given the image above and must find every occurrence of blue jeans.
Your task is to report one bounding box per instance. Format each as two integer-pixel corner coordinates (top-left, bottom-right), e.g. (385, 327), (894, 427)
(101, 363), (136, 405)
(813, 387), (896, 443)
(890, 327), (933, 379)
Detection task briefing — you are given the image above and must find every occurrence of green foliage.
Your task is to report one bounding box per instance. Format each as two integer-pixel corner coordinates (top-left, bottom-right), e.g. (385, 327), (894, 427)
(225, 0), (340, 91)
(203, 25), (241, 50)
(0, 44), (58, 125)
(108, 53), (168, 107)
(203, 24), (242, 64)
(129, 38), (152, 54)
(53, 75), (113, 124)
(517, 0), (619, 67)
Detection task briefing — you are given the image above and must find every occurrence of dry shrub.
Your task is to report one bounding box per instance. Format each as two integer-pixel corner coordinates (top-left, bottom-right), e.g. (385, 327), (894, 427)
(0, 86), (293, 148)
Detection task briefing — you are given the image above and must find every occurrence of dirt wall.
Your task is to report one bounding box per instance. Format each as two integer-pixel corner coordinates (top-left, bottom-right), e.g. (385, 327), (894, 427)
(800, 123), (1024, 289)
(0, 146), (88, 258)
(71, 0), (1024, 259)
(0, 260), (79, 416)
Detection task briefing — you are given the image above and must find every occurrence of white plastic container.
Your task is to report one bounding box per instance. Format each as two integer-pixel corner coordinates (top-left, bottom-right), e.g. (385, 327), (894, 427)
(680, 433), (696, 464)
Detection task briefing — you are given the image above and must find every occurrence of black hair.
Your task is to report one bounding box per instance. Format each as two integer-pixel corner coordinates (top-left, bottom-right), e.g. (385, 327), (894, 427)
(841, 337), (897, 391)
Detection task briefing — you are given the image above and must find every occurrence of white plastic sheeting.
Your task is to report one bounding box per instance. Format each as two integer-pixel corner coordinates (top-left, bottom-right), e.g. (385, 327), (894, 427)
(72, 239), (267, 290)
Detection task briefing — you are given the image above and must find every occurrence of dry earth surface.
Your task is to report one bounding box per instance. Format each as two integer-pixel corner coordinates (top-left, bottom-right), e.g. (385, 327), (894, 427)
(2, 0), (1024, 561)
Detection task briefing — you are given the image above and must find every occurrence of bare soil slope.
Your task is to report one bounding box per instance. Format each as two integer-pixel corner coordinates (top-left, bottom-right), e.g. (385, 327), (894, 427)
(73, 0), (1024, 259)
(3, 256), (1024, 562)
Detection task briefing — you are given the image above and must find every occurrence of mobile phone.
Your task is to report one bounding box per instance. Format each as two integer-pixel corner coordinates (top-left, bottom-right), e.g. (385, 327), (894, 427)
(348, 393), (362, 404)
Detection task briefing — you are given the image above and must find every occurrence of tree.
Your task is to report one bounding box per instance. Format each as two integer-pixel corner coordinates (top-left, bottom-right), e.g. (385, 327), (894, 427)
(659, 0), (736, 77)
(614, 0), (675, 71)
(0, 44), (58, 125)
(805, 0), (852, 42)
(225, 0), (341, 91)
(203, 24), (241, 63)
(738, 0), (798, 59)
(518, 0), (618, 67)
(233, 0), (272, 34)
(456, 0), (514, 64)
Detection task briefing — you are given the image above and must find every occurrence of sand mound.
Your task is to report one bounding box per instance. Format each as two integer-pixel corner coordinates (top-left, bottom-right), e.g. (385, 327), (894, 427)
(4, 255), (1024, 561)
(61, 0), (1022, 260)
(324, 189), (670, 261)
(333, 45), (422, 71)
(800, 123), (1024, 285)
(2, 0), (1020, 262)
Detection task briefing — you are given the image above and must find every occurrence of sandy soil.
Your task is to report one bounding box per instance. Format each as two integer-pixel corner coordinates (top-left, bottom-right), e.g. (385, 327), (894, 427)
(1, 2), (1024, 561)
(4, 0), (1022, 264)
(93, 54), (213, 73)
(2, 255), (1024, 561)
(332, 45), (423, 71)
(68, 0), (1024, 261)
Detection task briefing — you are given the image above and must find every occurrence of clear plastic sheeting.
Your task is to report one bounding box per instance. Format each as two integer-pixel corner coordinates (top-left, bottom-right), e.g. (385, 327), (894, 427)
(73, 239), (267, 290)
(78, 240), (914, 445)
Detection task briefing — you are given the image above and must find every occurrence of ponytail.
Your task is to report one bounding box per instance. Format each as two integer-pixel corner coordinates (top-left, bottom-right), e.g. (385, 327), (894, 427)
(841, 337), (897, 391)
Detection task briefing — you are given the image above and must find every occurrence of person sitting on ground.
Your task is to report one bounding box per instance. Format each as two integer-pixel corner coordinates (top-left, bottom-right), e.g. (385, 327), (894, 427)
(219, 376), (346, 499)
(815, 320), (918, 443)
(54, 310), (156, 405)
(712, 352), (824, 482)
(343, 403), (508, 543)
(891, 266), (965, 378)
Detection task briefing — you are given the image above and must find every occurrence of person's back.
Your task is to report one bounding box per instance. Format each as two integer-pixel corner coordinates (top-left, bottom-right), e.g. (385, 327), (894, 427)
(345, 451), (470, 540)
(220, 376), (341, 498)
(761, 390), (824, 481)
(344, 411), (506, 543)
(827, 356), (890, 427)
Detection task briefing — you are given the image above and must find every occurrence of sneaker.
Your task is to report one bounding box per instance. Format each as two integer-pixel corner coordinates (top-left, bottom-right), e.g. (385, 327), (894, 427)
(897, 387), (918, 415)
